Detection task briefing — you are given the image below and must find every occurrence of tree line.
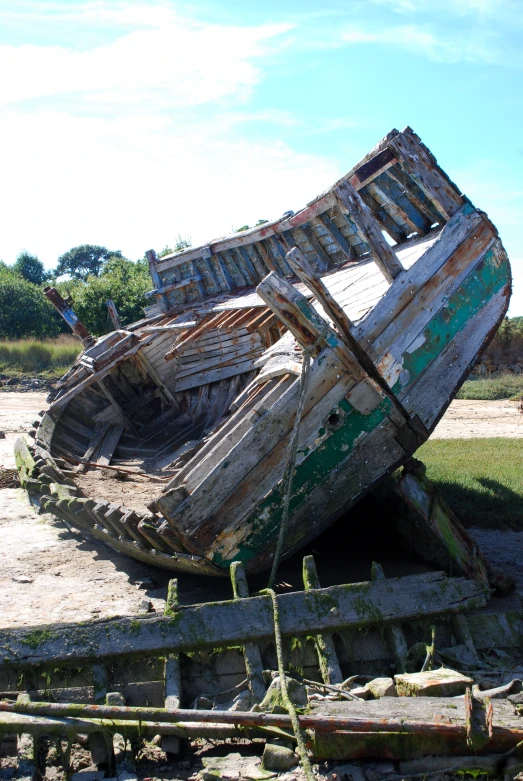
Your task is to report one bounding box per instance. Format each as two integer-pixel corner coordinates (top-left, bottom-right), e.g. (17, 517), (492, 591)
(0, 239), (190, 340)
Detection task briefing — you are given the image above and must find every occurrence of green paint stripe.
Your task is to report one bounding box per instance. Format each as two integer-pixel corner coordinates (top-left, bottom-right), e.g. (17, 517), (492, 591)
(392, 246), (508, 396)
(211, 244), (510, 569)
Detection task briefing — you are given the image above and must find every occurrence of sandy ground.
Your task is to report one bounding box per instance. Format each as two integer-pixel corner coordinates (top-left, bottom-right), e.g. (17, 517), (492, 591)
(1, 391), (522, 630)
(431, 398), (523, 438)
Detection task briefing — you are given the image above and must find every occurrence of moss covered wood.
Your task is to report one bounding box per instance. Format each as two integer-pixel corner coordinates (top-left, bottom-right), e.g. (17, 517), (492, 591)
(0, 572), (487, 667)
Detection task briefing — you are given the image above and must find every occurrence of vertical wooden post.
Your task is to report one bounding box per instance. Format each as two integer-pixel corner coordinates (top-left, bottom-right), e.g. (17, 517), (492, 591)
(370, 561), (409, 672)
(334, 180), (404, 283)
(146, 249), (169, 313)
(16, 694), (39, 781)
(230, 561), (267, 702)
(162, 579), (182, 757)
(43, 287), (95, 347)
(302, 556), (343, 685)
(106, 691), (137, 780)
(89, 663), (114, 768)
(106, 299), (121, 330)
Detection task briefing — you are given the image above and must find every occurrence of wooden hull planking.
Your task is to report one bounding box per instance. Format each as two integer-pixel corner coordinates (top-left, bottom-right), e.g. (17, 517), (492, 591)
(19, 127), (511, 576)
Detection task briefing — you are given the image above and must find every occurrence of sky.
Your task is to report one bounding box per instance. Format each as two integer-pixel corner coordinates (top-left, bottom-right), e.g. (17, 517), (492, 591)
(0, 0), (522, 312)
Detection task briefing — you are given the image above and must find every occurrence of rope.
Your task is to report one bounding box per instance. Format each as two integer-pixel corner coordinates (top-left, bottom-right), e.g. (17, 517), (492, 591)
(260, 588), (315, 781)
(267, 343), (314, 589)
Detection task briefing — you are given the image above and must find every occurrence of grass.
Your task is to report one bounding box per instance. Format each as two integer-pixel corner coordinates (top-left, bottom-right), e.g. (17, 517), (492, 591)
(0, 335), (81, 379)
(418, 438), (523, 529)
(457, 373), (523, 401)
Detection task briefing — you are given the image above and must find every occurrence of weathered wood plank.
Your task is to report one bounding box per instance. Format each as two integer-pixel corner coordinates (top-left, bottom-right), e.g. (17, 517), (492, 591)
(302, 556), (343, 685)
(96, 425), (125, 468)
(317, 212), (353, 261)
(387, 128), (463, 220)
(162, 580), (181, 756)
(334, 180), (403, 283)
(0, 572), (487, 666)
(230, 562), (266, 702)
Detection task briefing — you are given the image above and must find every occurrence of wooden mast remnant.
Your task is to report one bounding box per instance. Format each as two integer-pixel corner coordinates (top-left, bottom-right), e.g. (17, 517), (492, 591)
(43, 287), (94, 347)
(106, 299), (121, 330)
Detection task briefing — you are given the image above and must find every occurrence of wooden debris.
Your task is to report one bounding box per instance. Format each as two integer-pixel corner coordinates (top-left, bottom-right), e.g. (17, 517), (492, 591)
(0, 572), (487, 666)
(43, 287), (94, 347)
(393, 459), (510, 592)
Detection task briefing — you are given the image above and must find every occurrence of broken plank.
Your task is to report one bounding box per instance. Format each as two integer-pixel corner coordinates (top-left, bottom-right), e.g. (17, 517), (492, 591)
(0, 572), (487, 666)
(96, 425), (125, 467)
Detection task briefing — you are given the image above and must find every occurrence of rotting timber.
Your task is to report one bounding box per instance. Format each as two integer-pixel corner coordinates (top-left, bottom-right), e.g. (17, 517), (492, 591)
(14, 126), (512, 577)
(1, 556), (523, 770)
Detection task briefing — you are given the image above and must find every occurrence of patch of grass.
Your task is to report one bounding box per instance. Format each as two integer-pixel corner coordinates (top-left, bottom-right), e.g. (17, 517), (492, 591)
(457, 374), (523, 401)
(418, 438), (523, 529)
(0, 335), (81, 378)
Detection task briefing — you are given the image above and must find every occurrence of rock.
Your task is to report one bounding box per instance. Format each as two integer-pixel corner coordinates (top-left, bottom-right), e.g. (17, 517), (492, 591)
(262, 744), (297, 772)
(366, 677), (397, 699)
(138, 599), (155, 613)
(327, 763), (366, 781)
(0, 431), (5, 439)
(513, 364), (521, 374)
(130, 577), (156, 589)
(260, 675), (308, 711)
(395, 667), (473, 697)
(12, 575), (33, 584)
(71, 772), (106, 781)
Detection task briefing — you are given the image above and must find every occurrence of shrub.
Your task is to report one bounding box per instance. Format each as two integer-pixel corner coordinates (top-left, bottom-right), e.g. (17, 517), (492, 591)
(457, 374), (523, 401)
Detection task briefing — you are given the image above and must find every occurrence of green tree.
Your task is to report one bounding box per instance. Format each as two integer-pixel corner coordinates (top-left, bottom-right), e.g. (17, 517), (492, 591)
(13, 251), (47, 286)
(55, 244), (124, 281)
(56, 257), (150, 335)
(157, 234), (192, 258)
(0, 266), (62, 339)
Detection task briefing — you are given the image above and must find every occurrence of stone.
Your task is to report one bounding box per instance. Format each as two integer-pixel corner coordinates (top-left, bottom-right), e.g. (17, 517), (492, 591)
(260, 675), (307, 711)
(262, 744), (297, 772)
(0, 431), (5, 439)
(366, 677), (397, 699)
(6, 377), (18, 386)
(327, 763), (365, 781)
(12, 575), (33, 584)
(394, 667), (473, 697)
(71, 772), (106, 781)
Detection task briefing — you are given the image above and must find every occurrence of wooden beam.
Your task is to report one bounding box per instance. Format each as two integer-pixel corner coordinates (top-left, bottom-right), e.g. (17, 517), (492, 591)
(230, 562), (266, 702)
(387, 127), (463, 221)
(317, 212), (353, 261)
(162, 580), (181, 756)
(302, 556), (343, 685)
(0, 572), (487, 666)
(43, 287), (94, 347)
(146, 250), (169, 313)
(106, 300), (121, 330)
(334, 180), (404, 283)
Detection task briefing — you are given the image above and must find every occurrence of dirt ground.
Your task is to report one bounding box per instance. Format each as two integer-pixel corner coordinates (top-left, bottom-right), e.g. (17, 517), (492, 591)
(431, 398), (523, 439)
(1, 391), (522, 630)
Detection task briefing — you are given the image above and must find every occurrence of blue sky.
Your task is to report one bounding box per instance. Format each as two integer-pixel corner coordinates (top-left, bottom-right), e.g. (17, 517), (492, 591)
(0, 0), (522, 312)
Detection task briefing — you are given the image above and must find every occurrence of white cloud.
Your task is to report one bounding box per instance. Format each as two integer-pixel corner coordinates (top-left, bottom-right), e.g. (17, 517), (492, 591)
(0, 109), (340, 267)
(0, 15), (292, 107)
(368, 0), (517, 15)
(342, 23), (504, 64)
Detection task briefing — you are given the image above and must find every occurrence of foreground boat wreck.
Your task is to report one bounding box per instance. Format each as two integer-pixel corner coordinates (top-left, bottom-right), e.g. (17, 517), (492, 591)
(14, 126), (511, 578)
(1, 555), (523, 777)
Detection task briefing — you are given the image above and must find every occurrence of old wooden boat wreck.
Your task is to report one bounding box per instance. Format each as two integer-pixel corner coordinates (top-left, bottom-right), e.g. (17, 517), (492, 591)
(16, 126), (511, 576)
